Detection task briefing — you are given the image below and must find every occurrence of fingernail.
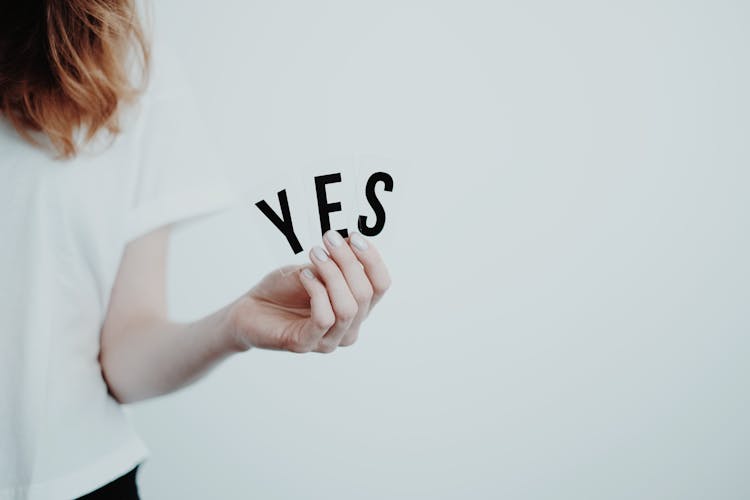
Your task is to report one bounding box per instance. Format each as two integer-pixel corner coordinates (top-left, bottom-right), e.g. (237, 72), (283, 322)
(312, 246), (329, 262)
(325, 230), (344, 247)
(350, 233), (369, 251)
(302, 268), (315, 279)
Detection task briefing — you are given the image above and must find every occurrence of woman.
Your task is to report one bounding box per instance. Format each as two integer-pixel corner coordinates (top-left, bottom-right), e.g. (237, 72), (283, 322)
(0, 1), (391, 499)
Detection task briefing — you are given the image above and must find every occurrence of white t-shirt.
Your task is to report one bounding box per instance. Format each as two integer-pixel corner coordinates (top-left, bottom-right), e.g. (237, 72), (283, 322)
(0, 41), (242, 499)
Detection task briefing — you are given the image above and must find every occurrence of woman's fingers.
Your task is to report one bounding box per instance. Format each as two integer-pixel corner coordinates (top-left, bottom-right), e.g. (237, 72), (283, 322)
(308, 244), (359, 352)
(295, 267), (335, 351)
(347, 232), (391, 308)
(322, 230), (374, 346)
(296, 231), (391, 353)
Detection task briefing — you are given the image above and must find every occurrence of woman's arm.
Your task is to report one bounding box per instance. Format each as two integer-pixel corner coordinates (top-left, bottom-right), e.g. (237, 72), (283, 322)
(99, 225), (391, 404)
(99, 225), (239, 403)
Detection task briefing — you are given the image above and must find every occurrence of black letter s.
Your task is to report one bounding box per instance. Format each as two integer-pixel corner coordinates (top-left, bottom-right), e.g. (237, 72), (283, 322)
(358, 171), (393, 237)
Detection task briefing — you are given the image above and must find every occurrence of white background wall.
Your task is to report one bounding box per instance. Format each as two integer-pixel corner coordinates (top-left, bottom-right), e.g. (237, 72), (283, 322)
(130, 1), (750, 498)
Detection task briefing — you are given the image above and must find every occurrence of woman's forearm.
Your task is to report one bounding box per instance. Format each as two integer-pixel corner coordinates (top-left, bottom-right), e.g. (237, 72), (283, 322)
(99, 228), (391, 404)
(99, 298), (248, 404)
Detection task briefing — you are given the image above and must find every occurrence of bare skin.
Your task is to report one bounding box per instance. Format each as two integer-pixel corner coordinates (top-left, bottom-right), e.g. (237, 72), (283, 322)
(99, 227), (391, 404)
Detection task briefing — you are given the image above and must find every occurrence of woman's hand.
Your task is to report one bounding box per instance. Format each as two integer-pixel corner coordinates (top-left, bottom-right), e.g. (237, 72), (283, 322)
(229, 230), (392, 353)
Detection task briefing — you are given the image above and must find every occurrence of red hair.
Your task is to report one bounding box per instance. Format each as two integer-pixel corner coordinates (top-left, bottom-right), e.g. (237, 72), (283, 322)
(0, 0), (150, 158)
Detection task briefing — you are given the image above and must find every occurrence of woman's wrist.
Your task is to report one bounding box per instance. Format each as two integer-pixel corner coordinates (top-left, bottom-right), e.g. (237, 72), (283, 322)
(225, 295), (256, 353)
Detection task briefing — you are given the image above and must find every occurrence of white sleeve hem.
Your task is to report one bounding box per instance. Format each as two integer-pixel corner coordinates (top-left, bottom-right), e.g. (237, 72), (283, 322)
(123, 181), (243, 244)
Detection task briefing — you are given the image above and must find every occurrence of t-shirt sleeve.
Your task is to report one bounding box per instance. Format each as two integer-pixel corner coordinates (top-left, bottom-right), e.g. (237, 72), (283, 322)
(122, 44), (243, 244)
